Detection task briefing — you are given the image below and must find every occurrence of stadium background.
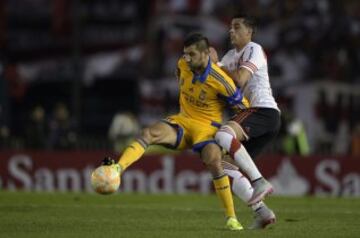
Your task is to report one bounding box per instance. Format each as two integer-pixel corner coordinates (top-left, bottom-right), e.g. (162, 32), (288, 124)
(0, 0), (359, 196)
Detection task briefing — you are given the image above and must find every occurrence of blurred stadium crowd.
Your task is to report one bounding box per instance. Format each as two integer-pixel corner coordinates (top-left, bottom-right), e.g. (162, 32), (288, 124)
(0, 0), (359, 155)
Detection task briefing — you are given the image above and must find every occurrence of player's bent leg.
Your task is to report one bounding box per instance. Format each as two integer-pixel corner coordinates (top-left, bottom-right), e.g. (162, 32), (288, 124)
(223, 159), (276, 229)
(141, 121), (179, 145)
(224, 158), (269, 207)
(118, 121), (178, 171)
(215, 125), (262, 180)
(201, 143), (224, 177)
(216, 124), (273, 205)
(222, 160), (253, 202)
(96, 122), (180, 191)
(95, 121), (181, 195)
(201, 143), (243, 230)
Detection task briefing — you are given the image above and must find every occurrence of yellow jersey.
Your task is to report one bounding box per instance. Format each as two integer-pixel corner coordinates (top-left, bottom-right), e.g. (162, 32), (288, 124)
(177, 57), (246, 125)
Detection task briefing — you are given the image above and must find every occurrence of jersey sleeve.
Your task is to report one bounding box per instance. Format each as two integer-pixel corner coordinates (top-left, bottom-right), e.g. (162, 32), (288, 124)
(219, 51), (231, 68)
(239, 44), (266, 74)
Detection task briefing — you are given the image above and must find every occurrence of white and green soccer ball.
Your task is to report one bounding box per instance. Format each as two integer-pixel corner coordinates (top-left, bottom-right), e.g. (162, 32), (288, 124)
(91, 166), (121, 194)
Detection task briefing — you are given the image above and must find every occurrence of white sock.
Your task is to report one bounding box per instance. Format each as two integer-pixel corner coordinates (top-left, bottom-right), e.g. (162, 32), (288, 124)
(224, 168), (253, 202)
(234, 146), (262, 181)
(215, 128), (262, 181)
(225, 166), (265, 212)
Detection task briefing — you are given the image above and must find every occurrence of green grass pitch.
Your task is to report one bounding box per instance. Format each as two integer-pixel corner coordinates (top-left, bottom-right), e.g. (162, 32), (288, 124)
(0, 191), (359, 238)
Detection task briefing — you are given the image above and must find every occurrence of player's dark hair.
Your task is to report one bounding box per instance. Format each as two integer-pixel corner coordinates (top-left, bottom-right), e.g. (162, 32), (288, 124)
(232, 13), (257, 36)
(184, 32), (209, 52)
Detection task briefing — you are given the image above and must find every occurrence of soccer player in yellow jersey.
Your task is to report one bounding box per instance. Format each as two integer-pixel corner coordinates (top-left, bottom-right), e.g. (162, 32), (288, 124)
(100, 33), (245, 230)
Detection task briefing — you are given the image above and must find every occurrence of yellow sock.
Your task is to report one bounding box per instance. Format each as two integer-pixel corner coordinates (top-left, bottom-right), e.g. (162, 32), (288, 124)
(213, 175), (236, 218)
(118, 140), (147, 170)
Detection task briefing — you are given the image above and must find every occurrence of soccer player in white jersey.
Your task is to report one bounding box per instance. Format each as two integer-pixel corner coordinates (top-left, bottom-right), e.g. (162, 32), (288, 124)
(210, 14), (281, 229)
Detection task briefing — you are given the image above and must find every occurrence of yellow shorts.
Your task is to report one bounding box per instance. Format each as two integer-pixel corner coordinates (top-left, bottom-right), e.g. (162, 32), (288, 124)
(162, 114), (221, 152)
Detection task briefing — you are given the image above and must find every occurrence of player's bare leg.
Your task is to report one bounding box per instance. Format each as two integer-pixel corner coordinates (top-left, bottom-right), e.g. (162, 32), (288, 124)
(201, 143), (243, 231)
(117, 122), (177, 171)
(100, 122), (178, 179)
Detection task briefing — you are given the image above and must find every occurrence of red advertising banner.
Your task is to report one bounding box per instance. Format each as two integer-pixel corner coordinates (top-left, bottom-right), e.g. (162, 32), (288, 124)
(0, 150), (359, 196)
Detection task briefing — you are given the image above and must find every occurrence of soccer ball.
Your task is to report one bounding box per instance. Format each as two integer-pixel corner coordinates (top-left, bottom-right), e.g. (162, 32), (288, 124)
(91, 166), (120, 194)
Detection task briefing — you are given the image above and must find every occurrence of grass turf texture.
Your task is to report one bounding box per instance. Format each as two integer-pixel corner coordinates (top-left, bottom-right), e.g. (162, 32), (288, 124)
(0, 191), (359, 238)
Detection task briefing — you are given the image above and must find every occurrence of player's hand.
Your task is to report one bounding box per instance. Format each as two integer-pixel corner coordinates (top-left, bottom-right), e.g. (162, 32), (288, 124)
(101, 156), (116, 166)
(209, 47), (219, 63)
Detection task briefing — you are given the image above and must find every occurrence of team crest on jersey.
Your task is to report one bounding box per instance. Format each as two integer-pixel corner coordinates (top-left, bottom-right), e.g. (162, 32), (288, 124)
(199, 90), (207, 101)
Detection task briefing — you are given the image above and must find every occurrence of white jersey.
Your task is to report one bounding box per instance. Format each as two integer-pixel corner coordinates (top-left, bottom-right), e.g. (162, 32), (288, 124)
(219, 41), (279, 111)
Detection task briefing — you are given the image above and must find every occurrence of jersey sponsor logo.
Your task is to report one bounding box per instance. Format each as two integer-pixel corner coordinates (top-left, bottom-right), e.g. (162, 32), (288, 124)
(181, 91), (209, 108)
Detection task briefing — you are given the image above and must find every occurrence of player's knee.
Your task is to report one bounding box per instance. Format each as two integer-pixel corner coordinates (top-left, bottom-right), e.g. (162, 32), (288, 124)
(202, 144), (225, 177)
(141, 127), (156, 144)
(203, 155), (220, 167)
(204, 157), (223, 177)
(215, 125), (235, 145)
(226, 121), (246, 141)
(214, 131), (222, 145)
(141, 126), (163, 144)
(140, 128), (151, 144)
